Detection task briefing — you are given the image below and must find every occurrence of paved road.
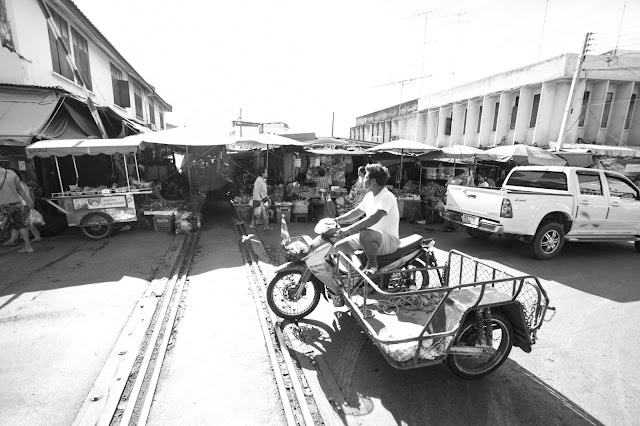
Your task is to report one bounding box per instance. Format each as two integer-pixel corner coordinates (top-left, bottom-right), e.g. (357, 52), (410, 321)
(146, 201), (286, 425)
(258, 219), (640, 425)
(0, 229), (175, 425)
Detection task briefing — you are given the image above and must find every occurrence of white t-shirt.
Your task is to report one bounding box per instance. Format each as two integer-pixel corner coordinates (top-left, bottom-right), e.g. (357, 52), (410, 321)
(357, 187), (399, 239)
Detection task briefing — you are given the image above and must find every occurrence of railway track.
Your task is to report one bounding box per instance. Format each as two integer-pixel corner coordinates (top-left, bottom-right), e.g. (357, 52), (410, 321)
(234, 220), (322, 426)
(73, 232), (199, 426)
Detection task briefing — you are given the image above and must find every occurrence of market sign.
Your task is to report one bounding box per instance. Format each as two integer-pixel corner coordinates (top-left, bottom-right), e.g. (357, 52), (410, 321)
(73, 196), (127, 211)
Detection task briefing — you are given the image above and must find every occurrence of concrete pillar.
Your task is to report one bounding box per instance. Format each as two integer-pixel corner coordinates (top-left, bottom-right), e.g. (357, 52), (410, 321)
(586, 80), (609, 143)
(426, 110), (438, 146)
(466, 98), (482, 147)
(451, 103), (466, 146)
(437, 106), (451, 147)
(607, 81), (633, 145)
(478, 96), (494, 147)
(513, 87), (533, 144)
(623, 83), (639, 145)
(416, 111), (427, 144)
(563, 78), (587, 146)
(493, 92), (510, 146)
(533, 81), (556, 144)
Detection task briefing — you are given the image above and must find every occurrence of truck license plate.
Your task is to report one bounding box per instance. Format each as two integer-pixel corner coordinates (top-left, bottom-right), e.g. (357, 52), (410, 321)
(461, 214), (479, 225)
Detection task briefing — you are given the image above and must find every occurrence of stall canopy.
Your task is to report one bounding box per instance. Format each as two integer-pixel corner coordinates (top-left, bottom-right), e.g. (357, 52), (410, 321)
(0, 86), (61, 146)
(484, 144), (566, 166)
(126, 126), (230, 147)
(25, 138), (145, 158)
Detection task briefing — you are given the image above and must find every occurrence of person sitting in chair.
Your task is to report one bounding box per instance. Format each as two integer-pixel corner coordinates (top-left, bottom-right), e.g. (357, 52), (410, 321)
(334, 163), (400, 275)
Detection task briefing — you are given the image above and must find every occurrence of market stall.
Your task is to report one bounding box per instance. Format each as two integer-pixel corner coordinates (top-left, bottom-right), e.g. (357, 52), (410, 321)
(26, 138), (158, 239)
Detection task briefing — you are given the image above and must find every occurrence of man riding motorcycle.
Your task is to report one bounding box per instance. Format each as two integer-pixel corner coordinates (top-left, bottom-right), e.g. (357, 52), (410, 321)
(334, 163), (400, 274)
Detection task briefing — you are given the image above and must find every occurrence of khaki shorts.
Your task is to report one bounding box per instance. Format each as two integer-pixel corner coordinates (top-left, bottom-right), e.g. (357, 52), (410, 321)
(342, 229), (400, 256)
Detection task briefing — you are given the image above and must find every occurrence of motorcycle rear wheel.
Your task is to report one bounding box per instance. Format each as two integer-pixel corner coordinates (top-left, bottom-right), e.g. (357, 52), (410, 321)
(446, 312), (513, 379)
(267, 271), (321, 320)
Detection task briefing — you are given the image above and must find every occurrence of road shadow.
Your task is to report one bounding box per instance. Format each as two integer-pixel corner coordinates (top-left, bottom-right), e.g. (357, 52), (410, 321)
(403, 223), (640, 303)
(0, 224), (180, 311)
(283, 312), (603, 426)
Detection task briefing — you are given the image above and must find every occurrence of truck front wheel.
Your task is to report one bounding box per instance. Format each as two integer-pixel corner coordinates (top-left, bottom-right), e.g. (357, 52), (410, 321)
(530, 222), (564, 260)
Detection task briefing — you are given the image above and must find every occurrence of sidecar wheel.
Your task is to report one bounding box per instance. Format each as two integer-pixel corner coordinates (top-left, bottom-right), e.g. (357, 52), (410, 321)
(267, 271), (320, 320)
(446, 312), (513, 379)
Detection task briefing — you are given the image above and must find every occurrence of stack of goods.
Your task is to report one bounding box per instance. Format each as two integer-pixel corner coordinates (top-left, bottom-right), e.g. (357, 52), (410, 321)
(174, 211), (201, 235)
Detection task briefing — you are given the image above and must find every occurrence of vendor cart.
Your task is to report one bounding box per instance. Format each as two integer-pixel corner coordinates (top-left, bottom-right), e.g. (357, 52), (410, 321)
(26, 138), (157, 240)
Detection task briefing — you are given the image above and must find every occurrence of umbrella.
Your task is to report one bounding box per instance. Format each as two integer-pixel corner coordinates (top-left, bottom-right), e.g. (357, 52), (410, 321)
(440, 145), (493, 160)
(484, 144), (567, 166)
(368, 139), (439, 188)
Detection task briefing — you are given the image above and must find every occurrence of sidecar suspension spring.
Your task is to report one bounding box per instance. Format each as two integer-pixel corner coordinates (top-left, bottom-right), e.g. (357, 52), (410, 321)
(475, 309), (487, 346)
(483, 308), (493, 346)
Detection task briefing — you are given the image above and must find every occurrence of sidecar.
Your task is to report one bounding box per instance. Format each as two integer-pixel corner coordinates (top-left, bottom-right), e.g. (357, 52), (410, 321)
(337, 249), (553, 379)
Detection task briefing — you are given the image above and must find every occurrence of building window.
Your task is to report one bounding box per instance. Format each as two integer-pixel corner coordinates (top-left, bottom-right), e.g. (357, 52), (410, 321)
(71, 28), (92, 90)
(462, 108), (468, 134)
(134, 85), (143, 119)
(477, 105), (483, 133)
(110, 63), (130, 108)
(578, 91), (590, 127)
(445, 113), (452, 136)
(530, 94), (541, 127)
(159, 111), (165, 129)
(47, 8), (74, 80)
(149, 103), (156, 125)
(624, 94), (636, 130)
(509, 96), (519, 130)
(492, 102), (500, 131)
(601, 92), (613, 128)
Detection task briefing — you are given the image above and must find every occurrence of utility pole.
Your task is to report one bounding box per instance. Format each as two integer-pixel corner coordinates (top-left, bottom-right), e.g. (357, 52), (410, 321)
(556, 32), (592, 151)
(239, 108), (243, 137)
(331, 112), (335, 137)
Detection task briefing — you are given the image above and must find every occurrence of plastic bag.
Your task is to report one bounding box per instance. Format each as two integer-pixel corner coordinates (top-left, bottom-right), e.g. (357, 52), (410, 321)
(26, 209), (46, 228)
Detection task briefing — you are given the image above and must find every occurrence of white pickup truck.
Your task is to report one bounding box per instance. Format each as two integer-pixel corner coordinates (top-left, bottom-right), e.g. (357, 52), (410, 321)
(441, 166), (640, 259)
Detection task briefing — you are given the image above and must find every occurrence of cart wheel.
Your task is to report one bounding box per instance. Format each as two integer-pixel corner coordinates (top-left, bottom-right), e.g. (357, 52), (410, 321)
(446, 312), (513, 379)
(80, 212), (113, 240)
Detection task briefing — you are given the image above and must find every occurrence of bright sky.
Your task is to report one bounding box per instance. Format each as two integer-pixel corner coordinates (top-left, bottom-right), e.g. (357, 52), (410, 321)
(72, 0), (640, 138)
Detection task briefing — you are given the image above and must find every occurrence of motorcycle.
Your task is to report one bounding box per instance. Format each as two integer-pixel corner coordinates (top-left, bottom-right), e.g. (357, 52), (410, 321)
(266, 218), (442, 320)
(267, 218), (553, 378)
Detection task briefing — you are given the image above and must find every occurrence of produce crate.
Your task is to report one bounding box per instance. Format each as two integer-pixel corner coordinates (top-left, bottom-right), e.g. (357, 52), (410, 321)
(153, 213), (175, 232)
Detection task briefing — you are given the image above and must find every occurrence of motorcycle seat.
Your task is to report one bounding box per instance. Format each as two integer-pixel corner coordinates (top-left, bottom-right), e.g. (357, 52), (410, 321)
(356, 234), (425, 268)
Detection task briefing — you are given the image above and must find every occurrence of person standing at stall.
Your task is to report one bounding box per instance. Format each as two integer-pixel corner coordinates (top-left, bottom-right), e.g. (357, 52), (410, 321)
(349, 166), (367, 205)
(250, 168), (272, 230)
(0, 167), (35, 253)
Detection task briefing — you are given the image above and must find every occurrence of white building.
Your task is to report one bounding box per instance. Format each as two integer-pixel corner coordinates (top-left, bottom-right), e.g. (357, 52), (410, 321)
(0, 0), (171, 147)
(351, 51), (640, 149)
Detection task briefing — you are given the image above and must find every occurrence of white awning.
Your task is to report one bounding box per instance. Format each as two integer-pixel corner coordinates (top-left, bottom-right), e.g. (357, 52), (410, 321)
(26, 138), (144, 158)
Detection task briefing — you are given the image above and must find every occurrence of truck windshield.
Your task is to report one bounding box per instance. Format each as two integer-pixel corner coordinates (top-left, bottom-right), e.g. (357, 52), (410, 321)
(506, 171), (568, 190)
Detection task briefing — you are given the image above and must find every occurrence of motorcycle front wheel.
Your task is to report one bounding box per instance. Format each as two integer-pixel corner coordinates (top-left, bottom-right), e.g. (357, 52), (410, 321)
(267, 271), (321, 320)
(446, 312), (513, 379)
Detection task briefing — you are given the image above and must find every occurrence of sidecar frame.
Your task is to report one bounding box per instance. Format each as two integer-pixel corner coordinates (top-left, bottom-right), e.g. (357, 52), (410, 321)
(336, 249), (551, 370)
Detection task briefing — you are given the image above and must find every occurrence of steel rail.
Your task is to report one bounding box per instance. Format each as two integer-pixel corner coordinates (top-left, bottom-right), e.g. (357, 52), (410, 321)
(235, 222), (317, 426)
(234, 222), (298, 426)
(136, 231), (200, 424)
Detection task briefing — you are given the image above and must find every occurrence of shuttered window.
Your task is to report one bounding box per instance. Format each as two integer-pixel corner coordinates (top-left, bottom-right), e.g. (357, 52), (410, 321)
(110, 63), (130, 108)
(624, 94), (636, 130)
(476, 106), (483, 133)
(492, 102), (500, 131)
(149, 103), (155, 125)
(530, 94), (540, 127)
(578, 91), (590, 126)
(601, 92), (613, 128)
(47, 9), (74, 80)
(71, 28), (92, 90)
(509, 96), (519, 130)
(159, 111), (165, 129)
(134, 85), (143, 119)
